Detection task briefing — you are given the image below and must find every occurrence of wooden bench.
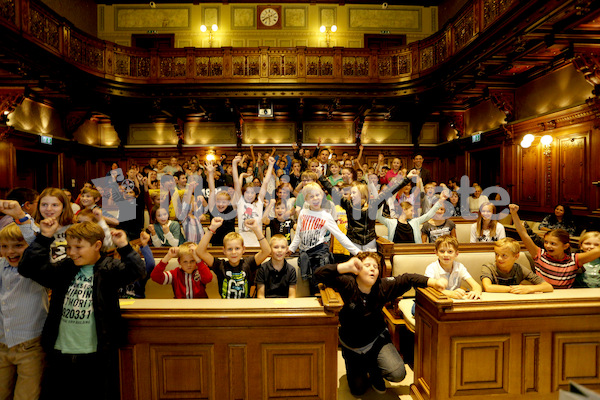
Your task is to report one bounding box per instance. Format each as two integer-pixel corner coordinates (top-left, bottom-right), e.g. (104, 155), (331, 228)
(379, 242), (533, 334)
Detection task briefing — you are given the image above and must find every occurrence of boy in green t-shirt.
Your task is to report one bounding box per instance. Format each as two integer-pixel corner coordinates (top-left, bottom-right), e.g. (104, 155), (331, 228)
(18, 219), (145, 400)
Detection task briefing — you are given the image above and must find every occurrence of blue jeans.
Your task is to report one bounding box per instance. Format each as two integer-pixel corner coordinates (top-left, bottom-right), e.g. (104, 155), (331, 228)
(341, 331), (406, 395)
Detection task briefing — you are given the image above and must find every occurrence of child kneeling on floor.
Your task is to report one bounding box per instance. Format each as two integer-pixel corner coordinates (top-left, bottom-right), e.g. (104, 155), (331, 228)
(315, 252), (445, 396)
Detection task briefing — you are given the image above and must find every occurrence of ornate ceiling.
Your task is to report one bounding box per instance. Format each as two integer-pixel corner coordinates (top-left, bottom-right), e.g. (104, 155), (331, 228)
(1, 0), (600, 144)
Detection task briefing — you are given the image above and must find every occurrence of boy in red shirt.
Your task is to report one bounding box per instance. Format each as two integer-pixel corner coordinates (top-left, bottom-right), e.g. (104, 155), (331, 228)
(151, 242), (213, 298)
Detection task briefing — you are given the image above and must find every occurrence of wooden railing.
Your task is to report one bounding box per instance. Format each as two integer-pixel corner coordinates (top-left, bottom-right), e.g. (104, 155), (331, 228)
(0, 0), (518, 85)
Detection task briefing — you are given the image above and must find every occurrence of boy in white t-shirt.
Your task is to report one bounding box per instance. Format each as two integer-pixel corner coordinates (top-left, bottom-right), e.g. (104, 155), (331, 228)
(425, 235), (482, 300)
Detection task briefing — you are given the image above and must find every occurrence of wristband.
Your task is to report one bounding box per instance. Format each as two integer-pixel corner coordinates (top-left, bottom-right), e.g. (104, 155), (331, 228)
(208, 227), (216, 234)
(14, 214), (30, 225)
(258, 236), (266, 241)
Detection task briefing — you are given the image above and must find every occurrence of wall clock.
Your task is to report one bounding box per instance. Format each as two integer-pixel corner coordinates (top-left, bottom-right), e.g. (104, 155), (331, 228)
(257, 5), (282, 30)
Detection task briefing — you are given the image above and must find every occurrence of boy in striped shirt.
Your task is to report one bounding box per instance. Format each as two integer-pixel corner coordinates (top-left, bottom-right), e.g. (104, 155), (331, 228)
(0, 200), (48, 400)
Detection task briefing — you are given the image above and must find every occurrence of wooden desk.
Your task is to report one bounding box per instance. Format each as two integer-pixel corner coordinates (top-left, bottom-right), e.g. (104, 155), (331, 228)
(411, 288), (600, 400)
(119, 298), (340, 400)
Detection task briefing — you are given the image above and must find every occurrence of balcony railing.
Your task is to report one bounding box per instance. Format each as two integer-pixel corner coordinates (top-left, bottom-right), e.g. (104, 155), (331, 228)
(0, 0), (516, 85)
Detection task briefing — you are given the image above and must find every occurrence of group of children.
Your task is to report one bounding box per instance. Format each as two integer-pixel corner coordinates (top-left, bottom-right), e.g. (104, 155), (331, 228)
(2, 145), (600, 398)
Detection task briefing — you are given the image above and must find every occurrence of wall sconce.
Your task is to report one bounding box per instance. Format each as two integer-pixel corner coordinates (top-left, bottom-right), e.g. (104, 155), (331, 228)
(520, 133), (534, 149)
(519, 133), (553, 156)
(320, 25), (337, 47)
(200, 24), (218, 48)
(540, 134), (553, 156)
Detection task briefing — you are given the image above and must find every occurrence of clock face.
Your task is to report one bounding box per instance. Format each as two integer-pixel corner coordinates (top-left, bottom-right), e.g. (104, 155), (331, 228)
(260, 8), (279, 27)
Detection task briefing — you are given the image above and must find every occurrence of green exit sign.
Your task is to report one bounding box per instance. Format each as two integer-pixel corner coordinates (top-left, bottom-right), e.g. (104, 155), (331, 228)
(40, 135), (52, 145)
(380, 30), (391, 34)
(472, 133), (481, 143)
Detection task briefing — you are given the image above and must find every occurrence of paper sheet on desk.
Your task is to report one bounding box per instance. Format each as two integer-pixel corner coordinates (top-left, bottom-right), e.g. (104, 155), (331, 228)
(120, 300), (136, 305)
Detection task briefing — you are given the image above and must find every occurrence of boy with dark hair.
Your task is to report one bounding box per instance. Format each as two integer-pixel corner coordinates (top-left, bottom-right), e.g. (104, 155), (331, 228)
(18, 220), (145, 400)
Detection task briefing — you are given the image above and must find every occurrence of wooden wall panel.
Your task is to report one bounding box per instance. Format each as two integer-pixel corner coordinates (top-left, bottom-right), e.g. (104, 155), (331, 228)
(559, 135), (586, 207)
(228, 345), (248, 400)
(552, 332), (600, 391)
(450, 336), (510, 396)
(119, 346), (138, 400)
(262, 344), (324, 399)
(412, 288), (600, 400)
(522, 334), (540, 394)
(150, 344), (214, 400)
(519, 145), (540, 206)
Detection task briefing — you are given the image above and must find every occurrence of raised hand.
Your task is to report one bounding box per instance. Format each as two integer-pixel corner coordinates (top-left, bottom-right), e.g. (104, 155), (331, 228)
(164, 246), (179, 261)
(509, 204), (519, 214)
(439, 189), (450, 201)
(139, 230), (150, 247)
(244, 218), (261, 232)
(210, 216), (224, 231)
(268, 156), (276, 166)
(406, 169), (419, 179)
(147, 225), (156, 236)
(340, 257), (363, 275)
(0, 200), (26, 219)
(359, 144), (364, 151)
(40, 218), (59, 238)
(111, 230), (129, 248)
(232, 155), (242, 165)
(92, 207), (104, 221)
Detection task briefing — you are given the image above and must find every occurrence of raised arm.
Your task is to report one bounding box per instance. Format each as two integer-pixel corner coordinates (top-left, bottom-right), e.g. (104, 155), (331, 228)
(232, 155), (243, 203)
(195, 217), (223, 267)
(205, 161), (217, 211)
(509, 204), (540, 257)
(245, 218), (271, 264)
(262, 198), (276, 225)
(257, 157), (276, 204)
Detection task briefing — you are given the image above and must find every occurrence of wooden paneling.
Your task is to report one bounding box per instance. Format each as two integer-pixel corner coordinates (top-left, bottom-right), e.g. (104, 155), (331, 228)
(559, 135), (586, 207)
(552, 332), (600, 391)
(522, 334), (540, 394)
(450, 336), (510, 396)
(411, 288), (600, 400)
(519, 145), (540, 206)
(228, 345), (247, 400)
(119, 299), (339, 400)
(150, 344), (214, 399)
(262, 343), (324, 399)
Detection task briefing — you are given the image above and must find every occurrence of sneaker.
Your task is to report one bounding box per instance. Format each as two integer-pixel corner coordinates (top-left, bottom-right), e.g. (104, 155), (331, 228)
(371, 375), (387, 394)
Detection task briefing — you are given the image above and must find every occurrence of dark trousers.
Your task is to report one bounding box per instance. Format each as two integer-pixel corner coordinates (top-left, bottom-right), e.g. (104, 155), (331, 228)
(41, 350), (120, 400)
(341, 331), (407, 396)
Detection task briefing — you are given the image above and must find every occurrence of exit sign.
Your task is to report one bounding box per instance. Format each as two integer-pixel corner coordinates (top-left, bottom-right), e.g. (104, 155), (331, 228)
(380, 30), (391, 34)
(40, 135), (52, 145)
(472, 133), (481, 143)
